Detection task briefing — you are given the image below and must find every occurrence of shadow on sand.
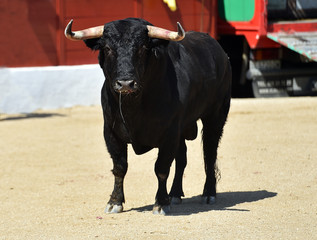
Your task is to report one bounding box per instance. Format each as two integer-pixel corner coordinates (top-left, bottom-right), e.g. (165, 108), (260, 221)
(0, 113), (65, 121)
(130, 190), (277, 216)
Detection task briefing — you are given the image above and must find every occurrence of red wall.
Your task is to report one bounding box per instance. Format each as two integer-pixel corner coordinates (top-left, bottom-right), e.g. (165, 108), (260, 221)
(1, 0), (58, 67)
(1, 0), (216, 67)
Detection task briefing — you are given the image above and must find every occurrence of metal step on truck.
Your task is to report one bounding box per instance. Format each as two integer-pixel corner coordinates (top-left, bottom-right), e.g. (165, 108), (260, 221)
(217, 0), (317, 97)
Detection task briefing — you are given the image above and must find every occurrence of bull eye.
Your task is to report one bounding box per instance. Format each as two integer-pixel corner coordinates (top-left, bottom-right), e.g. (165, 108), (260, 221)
(104, 46), (113, 56)
(138, 45), (148, 56)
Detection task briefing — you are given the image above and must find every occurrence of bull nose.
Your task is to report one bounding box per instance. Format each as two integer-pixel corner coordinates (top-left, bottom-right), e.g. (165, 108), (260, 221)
(115, 80), (138, 93)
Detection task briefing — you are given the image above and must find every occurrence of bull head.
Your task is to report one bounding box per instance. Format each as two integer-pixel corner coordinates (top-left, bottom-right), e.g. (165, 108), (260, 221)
(64, 19), (185, 94)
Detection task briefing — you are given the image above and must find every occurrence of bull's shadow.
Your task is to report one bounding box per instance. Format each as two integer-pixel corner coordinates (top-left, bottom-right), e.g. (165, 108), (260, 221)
(0, 113), (65, 121)
(130, 190), (277, 216)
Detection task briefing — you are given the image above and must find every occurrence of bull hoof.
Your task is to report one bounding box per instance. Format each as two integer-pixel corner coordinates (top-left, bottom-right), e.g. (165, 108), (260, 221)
(201, 196), (216, 205)
(104, 203), (123, 214)
(170, 197), (182, 205)
(153, 205), (170, 215)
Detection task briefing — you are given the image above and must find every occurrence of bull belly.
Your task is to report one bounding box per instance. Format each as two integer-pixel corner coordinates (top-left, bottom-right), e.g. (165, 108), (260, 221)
(131, 143), (153, 155)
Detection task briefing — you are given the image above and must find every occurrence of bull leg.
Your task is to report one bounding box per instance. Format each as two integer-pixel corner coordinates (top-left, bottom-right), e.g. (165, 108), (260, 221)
(201, 102), (230, 204)
(201, 121), (220, 204)
(103, 127), (128, 213)
(153, 143), (178, 215)
(169, 138), (187, 204)
(105, 155), (127, 213)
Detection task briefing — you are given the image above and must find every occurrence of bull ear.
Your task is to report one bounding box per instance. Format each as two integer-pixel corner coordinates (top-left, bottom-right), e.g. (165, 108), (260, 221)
(150, 38), (169, 49)
(84, 38), (101, 50)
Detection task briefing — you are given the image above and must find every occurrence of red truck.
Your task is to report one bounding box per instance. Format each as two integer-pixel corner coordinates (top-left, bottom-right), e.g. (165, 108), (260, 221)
(2, 0), (317, 97)
(217, 0), (317, 97)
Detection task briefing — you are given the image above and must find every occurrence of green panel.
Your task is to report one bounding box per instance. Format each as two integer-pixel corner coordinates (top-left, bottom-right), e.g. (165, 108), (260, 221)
(218, 0), (255, 21)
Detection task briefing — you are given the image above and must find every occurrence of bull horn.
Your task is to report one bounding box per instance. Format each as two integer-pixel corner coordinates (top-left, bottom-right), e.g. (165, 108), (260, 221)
(147, 22), (185, 41)
(64, 19), (104, 41)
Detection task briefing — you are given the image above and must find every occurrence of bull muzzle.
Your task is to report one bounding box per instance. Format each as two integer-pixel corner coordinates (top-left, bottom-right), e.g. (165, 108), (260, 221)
(64, 19), (185, 41)
(114, 80), (138, 94)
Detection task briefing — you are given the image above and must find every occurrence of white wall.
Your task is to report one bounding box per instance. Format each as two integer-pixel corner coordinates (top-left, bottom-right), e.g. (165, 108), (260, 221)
(0, 65), (104, 114)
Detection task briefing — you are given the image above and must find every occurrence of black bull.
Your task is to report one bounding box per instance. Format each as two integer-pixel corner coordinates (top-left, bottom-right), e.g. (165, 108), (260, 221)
(65, 18), (231, 215)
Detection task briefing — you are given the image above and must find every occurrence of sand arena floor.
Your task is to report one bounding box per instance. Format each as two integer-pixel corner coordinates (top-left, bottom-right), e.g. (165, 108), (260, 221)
(1, 97), (317, 239)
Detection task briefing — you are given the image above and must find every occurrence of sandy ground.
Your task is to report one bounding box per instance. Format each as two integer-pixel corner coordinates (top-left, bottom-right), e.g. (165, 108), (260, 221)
(1, 97), (317, 239)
